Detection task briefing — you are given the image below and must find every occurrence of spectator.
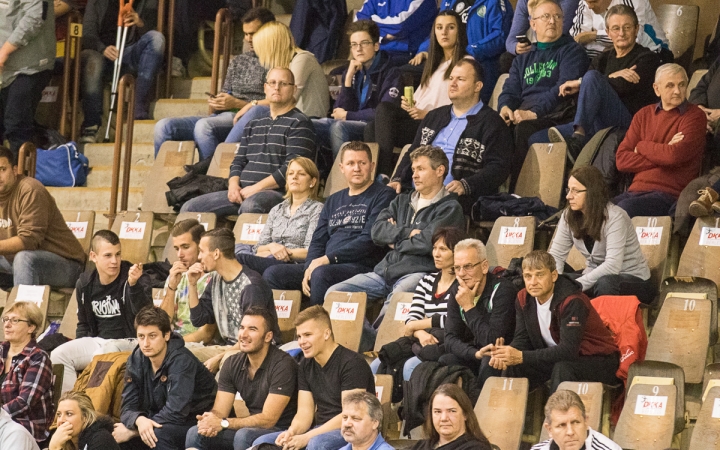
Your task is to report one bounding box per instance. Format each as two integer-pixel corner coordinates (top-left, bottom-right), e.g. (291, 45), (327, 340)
(0, 146), (86, 287)
(236, 157), (323, 274)
(153, 8), (274, 161)
(0, 302), (53, 443)
(225, 21), (329, 143)
(548, 166), (653, 299)
(506, 0), (579, 55)
(689, 54), (720, 168)
(0, 0), (55, 157)
(410, 384), (493, 450)
(289, 0), (347, 64)
(113, 307), (217, 450)
(570, 0), (667, 60)
(442, 239), (517, 388)
(482, 250), (619, 392)
(615, 63), (707, 217)
(356, 0), (438, 67)
(367, 11), (468, 176)
(186, 307), (298, 450)
(188, 228), (281, 373)
(498, 0), (588, 185)
(49, 391), (120, 450)
(181, 67), (317, 217)
(531, 4), (661, 156)
(79, 0), (165, 142)
(254, 306), (375, 450)
(263, 142), (395, 306)
(390, 58), (515, 213)
(0, 409), (38, 450)
(339, 392), (394, 450)
(535, 390), (621, 450)
(51, 230), (153, 393)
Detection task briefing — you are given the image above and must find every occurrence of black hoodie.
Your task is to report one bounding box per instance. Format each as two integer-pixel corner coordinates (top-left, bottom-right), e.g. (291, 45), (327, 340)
(77, 416), (120, 450)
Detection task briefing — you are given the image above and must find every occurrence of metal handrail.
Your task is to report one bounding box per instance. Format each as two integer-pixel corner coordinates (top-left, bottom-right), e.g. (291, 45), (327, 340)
(17, 143), (37, 178)
(209, 8), (233, 114)
(158, 0), (175, 97)
(109, 74), (136, 228)
(59, 11), (83, 141)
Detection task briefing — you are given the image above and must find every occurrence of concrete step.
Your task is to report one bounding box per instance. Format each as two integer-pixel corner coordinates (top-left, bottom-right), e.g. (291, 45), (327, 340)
(83, 143), (155, 167)
(48, 186), (144, 211)
(119, 120), (157, 144)
(152, 99), (208, 120)
(170, 77), (212, 99)
(86, 165), (151, 188)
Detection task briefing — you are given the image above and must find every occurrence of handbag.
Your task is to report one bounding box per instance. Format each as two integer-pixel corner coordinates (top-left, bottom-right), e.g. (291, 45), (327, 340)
(35, 142), (89, 187)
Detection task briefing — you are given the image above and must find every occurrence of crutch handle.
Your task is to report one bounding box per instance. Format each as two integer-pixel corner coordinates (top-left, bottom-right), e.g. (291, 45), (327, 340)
(117, 0), (135, 26)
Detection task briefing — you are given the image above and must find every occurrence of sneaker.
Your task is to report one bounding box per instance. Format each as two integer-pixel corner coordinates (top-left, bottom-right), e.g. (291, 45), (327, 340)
(689, 187), (719, 217)
(172, 57), (185, 78)
(79, 125), (99, 144)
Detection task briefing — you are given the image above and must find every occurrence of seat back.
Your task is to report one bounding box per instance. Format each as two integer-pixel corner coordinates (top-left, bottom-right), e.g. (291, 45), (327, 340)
(375, 374), (397, 437)
(486, 216), (536, 268)
(549, 226), (587, 271)
(52, 363), (64, 413)
(390, 144), (411, 180)
(614, 382), (677, 450)
(323, 291), (367, 352)
(374, 292), (414, 351)
(514, 142), (567, 209)
(142, 141), (197, 213)
(689, 385), (720, 449)
(655, 276), (717, 345)
(207, 143), (240, 178)
(0, 285), (51, 340)
(656, 4), (699, 69)
(62, 210), (96, 254)
(488, 73), (509, 111)
(233, 213), (269, 244)
(677, 216), (720, 290)
(110, 211), (155, 264)
(273, 289), (302, 344)
(162, 212), (218, 263)
(631, 216), (671, 292)
(324, 142), (379, 197)
(58, 290), (79, 339)
(626, 360), (685, 435)
(474, 377), (529, 450)
(539, 382), (604, 441)
(689, 69), (709, 93)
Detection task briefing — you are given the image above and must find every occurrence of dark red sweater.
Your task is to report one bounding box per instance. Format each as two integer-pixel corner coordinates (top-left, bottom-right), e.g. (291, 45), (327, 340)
(615, 101), (707, 198)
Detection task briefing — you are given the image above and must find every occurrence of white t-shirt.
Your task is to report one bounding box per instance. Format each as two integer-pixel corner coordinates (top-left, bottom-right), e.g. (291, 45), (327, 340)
(416, 197), (432, 211)
(536, 296), (557, 347)
(414, 60), (452, 111)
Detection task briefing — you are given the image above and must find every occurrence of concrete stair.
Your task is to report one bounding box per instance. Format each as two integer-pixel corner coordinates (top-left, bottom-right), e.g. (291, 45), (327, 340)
(152, 99), (209, 119)
(170, 77), (212, 100)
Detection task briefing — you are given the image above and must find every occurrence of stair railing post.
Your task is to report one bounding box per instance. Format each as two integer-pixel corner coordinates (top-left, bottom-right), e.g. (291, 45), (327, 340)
(209, 8), (231, 114)
(110, 74), (135, 228)
(60, 11), (83, 140)
(17, 143), (37, 178)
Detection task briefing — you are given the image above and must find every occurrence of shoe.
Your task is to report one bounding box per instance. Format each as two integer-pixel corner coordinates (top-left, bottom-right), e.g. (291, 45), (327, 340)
(713, 200), (720, 215)
(689, 187), (719, 217)
(172, 56), (185, 78)
(79, 125), (99, 144)
(548, 127), (585, 160)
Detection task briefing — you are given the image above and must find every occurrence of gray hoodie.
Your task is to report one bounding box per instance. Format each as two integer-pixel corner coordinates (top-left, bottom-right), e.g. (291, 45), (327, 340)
(0, 0), (55, 87)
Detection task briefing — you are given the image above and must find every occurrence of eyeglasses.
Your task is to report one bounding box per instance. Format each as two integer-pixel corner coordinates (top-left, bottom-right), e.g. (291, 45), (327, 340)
(532, 13), (563, 22)
(350, 40), (374, 50)
(453, 261), (484, 273)
(565, 188), (587, 196)
(608, 25), (635, 34)
(2, 317), (29, 325)
(265, 81), (294, 88)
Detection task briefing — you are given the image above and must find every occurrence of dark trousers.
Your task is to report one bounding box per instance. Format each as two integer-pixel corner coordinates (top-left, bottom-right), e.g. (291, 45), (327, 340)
(506, 352), (620, 393)
(439, 353), (501, 392)
(364, 102), (420, 177)
(263, 262), (371, 306)
(509, 118), (560, 190)
(119, 422), (194, 450)
(0, 70), (52, 156)
(237, 253), (304, 276)
(565, 271), (657, 304)
(612, 190), (677, 218)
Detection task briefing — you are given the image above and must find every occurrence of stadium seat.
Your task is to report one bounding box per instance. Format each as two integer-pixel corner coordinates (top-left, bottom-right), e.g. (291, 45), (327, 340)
(539, 381), (608, 441)
(232, 213), (269, 245)
(374, 292), (413, 351)
(58, 290), (79, 339)
(142, 141), (198, 214)
(375, 374), (400, 438)
(486, 216), (536, 269)
(514, 143), (567, 209)
(273, 289), (302, 344)
(688, 69), (709, 92)
(207, 143), (239, 178)
(390, 144), (411, 180)
(676, 216), (720, 292)
(549, 226), (587, 271)
(613, 380), (677, 450)
(324, 142), (379, 197)
(0, 285), (50, 340)
(161, 212), (217, 263)
(52, 364), (64, 415)
(655, 4), (700, 70)
(631, 216), (671, 295)
(488, 74), (508, 112)
(624, 361), (686, 436)
(653, 277), (717, 345)
(110, 211), (154, 264)
(323, 291), (367, 352)
(474, 377), (529, 450)
(688, 385), (720, 449)
(61, 210), (96, 254)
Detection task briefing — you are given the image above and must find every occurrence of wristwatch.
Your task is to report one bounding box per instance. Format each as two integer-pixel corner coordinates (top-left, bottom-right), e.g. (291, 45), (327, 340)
(250, 100), (258, 106)
(221, 418), (230, 429)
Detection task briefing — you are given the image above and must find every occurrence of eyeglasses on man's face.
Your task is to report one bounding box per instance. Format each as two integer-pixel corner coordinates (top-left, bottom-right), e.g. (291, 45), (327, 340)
(350, 40), (374, 50)
(532, 13), (563, 23)
(265, 81), (294, 88)
(453, 261), (484, 273)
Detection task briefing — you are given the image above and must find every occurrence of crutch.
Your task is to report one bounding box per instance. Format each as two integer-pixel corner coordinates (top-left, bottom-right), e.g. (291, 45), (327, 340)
(104, 0), (134, 141)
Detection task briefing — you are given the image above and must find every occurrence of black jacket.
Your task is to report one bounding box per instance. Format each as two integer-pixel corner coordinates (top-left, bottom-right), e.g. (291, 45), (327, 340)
(690, 54), (720, 109)
(78, 416), (120, 450)
(121, 333), (217, 428)
(82, 0), (157, 53)
(76, 260), (154, 339)
(410, 433), (493, 450)
(392, 105), (514, 199)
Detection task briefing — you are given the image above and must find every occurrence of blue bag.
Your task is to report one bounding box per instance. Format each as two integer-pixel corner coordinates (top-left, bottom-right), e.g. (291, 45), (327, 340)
(35, 142), (89, 187)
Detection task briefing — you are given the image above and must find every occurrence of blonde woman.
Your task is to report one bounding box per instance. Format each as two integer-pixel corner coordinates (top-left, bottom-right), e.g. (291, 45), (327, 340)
(48, 391), (119, 450)
(226, 21), (330, 142)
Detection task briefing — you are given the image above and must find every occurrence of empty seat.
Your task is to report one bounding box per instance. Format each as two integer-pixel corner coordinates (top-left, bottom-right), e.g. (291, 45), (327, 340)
(486, 216), (536, 269)
(390, 144), (411, 180)
(58, 290), (79, 339)
(142, 141), (198, 214)
(61, 210), (96, 254)
(655, 4), (700, 69)
(273, 289), (302, 344)
(676, 216), (720, 310)
(514, 143), (567, 209)
(374, 292), (414, 351)
(324, 142), (379, 197)
(0, 285), (50, 340)
(162, 212), (218, 263)
(654, 277), (717, 345)
(474, 376), (529, 450)
(233, 213), (269, 245)
(110, 211), (154, 264)
(689, 385), (720, 449)
(323, 291), (367, 352)
(630, 216), (671, 293)
(207, 143), (239, 178)
(625, 361), (685, 436)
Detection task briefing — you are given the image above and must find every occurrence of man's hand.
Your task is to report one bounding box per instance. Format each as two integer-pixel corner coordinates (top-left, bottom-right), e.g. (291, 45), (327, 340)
(204, 352), (223, 373)
(491, 342), (523, 367)
(128, 263), (143, 286)
(239, 183), (261, 202)
(387, 181), (402, 194)
(331, 108), (348, 121)
(228, 180), (243, 204)
(267, 242), (291, 262)
(701, 106), (720, 124)
(167, 261), (188, 290)
(499, 106), (514, 126)
(515, 41), (532, 55)
(609, 65), (640, 83)
(558, 79), (581, 97)
(475, 342), (495, 360)
(281, 432), (310, 450)
(103, 45), (119, 61)
(233, 102), (254, 125)
(49, 421), (74, 450)
(446, 180), (466, 196)
(456, 277), (480, 311)
(187, 262), (205, 287)
(302, 256), (330, 296)
(668, 132), (684, 146)
(136, 416), (162, 448)
(409, 229), (421, 238)
(123, 9), (144, 27)
(513, 109), (537, 124)
(345, 60), (364, 86)
(209, 93), (240, 111)
(414, 329), (439, 346)
(409, 52), (428, 66)
(574, 30), (597, 45)
(113, 423), (138, 444)
(197, 411), (222, 437)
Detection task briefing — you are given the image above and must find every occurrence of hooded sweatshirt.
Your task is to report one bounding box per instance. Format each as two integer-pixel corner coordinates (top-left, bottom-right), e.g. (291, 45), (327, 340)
(77, 416), (120, 450)
(356, 0), (437, 56)
(372, 187), (465, 283)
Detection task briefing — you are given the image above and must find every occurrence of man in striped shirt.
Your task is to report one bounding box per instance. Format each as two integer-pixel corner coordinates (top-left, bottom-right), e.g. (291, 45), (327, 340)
(181, 67), (317, 217)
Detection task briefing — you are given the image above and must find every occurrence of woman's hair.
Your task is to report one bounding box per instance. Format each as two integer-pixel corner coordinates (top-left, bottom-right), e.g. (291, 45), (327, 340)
(57, 391), (98, 445)
(432, 227), (467, 252)
(4, 302), (43, 339)
(252, 21), (298, 70)
(284, 156), (320, 201)
(565, 165), (609, 242)
(420, 10), (468, 89)
(423, 384), (490, 446)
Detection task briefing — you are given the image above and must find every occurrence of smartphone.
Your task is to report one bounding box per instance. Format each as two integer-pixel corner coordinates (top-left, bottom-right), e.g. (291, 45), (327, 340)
(204, 91), (216, 98)
(516, 35), (531, 45)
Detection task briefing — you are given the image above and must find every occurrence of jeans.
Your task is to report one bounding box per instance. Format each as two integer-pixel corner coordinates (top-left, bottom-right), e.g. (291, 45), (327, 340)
(225, 105), (271, 143)
(154, 112), (235, 160)
(120, 422), (195, 450)
(81, 30), (166, 127)
(253, 428), (346, 450)
(180, 189), (285, 216)
(612, 190), (677, 218)
(0, 250), (84, 288)
(50, 337), (138, 393)
(185, 424), (284, 449)
(312, 118), (367, 158)
(0, 70), (53, 156)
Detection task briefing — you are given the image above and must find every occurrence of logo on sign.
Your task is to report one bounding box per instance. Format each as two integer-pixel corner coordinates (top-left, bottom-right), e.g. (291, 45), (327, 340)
(634, 395), (667, 416)
(700, 227), (720, 246)
(66, 221), (88, 239)
(330, 302), (358, 321)
(240, 223), (264, 242)
(498, 226), (526, 245)
(394, 302), (411, 321)
(635, 227), (662, 246)
(274, 300), (293, 319)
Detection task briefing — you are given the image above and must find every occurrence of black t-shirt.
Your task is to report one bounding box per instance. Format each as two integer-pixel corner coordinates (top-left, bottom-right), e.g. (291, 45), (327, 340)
(297, 345), (375, 424)
(99, 0), (120, 48)
(218, 345), (298, 428)
(90, 274), (127, 339)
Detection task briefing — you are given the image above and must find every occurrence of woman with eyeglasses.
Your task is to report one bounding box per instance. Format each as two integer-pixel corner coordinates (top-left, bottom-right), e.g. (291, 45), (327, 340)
(548, 165), (654, 301)
(0, 302), (54, 444)
(48, 391), (120, 450)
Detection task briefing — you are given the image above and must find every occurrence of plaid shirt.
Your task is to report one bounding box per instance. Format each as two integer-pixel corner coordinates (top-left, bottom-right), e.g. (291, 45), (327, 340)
(0, 339), (53, 442)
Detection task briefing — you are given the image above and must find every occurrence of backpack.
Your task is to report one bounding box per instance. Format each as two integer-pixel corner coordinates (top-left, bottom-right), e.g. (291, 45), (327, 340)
(470, 193), (558, 222)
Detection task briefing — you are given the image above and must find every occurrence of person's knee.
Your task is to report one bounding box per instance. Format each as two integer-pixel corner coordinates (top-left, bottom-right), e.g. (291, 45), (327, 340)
(146, 30), (166, 54)
(194, 117), (215, 139)
(263, 264), (286, 288)
(233, 428), (257, 449)
(185, 426), (201, 449)
(593, 275), (620, 296)
(581, 69), (604, 86)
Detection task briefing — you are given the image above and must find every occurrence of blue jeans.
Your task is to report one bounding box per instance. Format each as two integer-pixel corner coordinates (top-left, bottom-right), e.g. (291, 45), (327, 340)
(225, 105), (271, 143)
(0, 250), (84, 287)
(81, 30), (166, 127)
(185, 424), (284, 449)
(253, 428), (346, 450)
(612, 190), (677, 218)
(154, 112), (235, 160)
(312, 118), (367, 158)
(180, 189), (285, 216)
